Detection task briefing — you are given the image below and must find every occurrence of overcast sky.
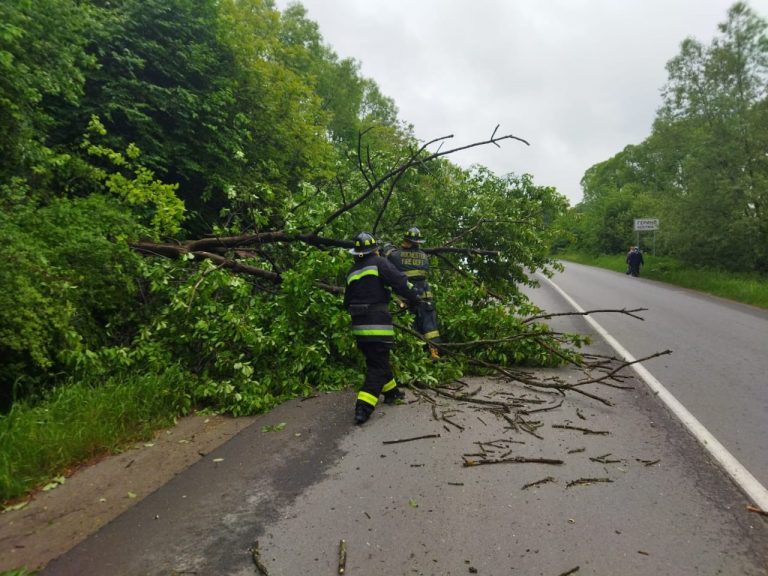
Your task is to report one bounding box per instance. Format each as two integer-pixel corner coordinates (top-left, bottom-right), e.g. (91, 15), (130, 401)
(274, 1), (767, 205)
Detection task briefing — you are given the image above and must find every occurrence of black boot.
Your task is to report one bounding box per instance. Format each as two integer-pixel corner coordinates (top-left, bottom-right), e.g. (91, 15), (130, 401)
(354, 401), (374, 425)
(383, 387), (405, 404)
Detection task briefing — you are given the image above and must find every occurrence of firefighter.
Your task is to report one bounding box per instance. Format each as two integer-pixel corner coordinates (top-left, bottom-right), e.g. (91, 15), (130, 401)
(386, 227), (442, 360)
(344, 232), (422, 425)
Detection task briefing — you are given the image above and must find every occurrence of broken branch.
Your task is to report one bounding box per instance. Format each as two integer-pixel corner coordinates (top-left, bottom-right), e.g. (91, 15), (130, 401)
(382, 434), (441, 445)
(464, 456), (563, 467)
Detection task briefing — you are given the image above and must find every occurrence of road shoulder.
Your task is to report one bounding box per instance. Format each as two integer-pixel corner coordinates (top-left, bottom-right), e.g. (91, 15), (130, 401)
(0, 412), (257, 573)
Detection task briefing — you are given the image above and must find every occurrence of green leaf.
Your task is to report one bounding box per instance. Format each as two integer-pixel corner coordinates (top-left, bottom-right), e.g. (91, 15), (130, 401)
(261, 422), (287, 433)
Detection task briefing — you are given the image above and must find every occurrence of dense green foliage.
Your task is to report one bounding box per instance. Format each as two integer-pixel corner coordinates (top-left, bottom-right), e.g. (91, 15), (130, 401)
(560, 3), (768, 274)
(0, 0), (575, 504)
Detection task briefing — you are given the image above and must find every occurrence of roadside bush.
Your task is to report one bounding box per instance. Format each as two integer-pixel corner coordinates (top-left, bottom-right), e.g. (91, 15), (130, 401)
(0, 365), (194, 501)
(0, 195), (147, 409)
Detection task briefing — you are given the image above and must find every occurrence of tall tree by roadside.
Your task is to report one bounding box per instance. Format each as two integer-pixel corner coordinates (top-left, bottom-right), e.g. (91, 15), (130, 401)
(0, 0), (93, 199)
(656, 1), (768, 270)
(566, 2), (768, 271)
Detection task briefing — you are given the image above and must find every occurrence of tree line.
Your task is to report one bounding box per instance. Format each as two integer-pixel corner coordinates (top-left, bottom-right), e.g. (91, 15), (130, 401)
(559, 2), (768, 273)
(0, 0), (572, 412)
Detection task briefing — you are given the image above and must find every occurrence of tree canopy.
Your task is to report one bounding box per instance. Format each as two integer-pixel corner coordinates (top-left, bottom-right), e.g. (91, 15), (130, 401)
(0, 0), (572, 413)
(562, 2), (768, 272)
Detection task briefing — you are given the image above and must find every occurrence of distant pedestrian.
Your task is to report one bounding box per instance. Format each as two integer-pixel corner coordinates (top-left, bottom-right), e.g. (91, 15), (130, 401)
(627, 246), (644, 277)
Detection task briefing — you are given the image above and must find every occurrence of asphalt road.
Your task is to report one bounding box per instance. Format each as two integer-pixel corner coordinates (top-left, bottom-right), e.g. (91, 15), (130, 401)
(537, 261), (768, 486)
(41, 267), (768, 576)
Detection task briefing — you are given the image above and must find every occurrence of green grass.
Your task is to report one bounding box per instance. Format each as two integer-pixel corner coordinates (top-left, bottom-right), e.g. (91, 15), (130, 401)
(558, 251), (768, 309)
(0, 366), (195, 503)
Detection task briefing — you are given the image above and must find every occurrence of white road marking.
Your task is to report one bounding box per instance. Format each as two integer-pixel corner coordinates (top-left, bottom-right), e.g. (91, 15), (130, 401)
(541, 274), (768, 511)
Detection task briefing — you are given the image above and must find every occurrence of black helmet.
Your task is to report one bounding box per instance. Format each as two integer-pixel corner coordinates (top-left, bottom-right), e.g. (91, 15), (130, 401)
(349, 231), (379, 255)
(403, 227), (424, 243)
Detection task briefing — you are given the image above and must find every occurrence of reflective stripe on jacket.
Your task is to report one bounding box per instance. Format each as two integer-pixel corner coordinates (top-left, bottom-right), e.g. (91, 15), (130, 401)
(344, 254), (420, 344)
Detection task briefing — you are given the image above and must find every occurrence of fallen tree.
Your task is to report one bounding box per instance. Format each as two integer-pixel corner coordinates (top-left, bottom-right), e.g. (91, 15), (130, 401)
(121, 127), (667, 416)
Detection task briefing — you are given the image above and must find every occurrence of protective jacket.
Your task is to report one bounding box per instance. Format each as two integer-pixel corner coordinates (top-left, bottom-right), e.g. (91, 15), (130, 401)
(387, 248), (432, 299)
(344, 253), (420, 345)
(388, 247), (442, 343)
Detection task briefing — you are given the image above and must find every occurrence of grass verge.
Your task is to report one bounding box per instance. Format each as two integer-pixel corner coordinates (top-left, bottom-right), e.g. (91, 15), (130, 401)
(557, 251), (768, 309)
(0, 366), (195, 503)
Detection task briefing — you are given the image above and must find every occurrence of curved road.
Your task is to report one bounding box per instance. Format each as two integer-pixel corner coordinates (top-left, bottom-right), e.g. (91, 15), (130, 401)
(536, 261), (768, 486)
(32, 261), (768, 575)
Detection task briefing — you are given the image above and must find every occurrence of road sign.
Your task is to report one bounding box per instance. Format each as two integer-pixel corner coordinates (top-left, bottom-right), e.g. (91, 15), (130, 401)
(634, 218), (659, 231)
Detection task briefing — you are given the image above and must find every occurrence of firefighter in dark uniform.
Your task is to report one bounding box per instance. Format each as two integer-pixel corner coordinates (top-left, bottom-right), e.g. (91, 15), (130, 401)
(344, 232), (422, 425)
(386, 227), (442, 360)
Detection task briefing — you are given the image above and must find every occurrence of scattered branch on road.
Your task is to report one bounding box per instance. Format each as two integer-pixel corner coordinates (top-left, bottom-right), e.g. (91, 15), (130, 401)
(338, 539), (347, 575)
(589, 453), (623, 464)
(382, 433), (441, 445)
(557, 567), (580, 576)
(463, 456), (564, 467)
(521, 400), (563, 415)
(572, 350), (673, 388)
(522, 476), (556, 490)
(635, 458), (660, 466)
(523, 307), (648, 323)
(442, 415), (465, 431)
(552, 424), (611, 436)
(249, 541), (270, 576)
(746, 505), (768, 517)
(565, 477), (614, 488)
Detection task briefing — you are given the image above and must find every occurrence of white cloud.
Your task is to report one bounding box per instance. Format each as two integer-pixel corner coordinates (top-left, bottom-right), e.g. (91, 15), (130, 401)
(276, 0), (767, 204)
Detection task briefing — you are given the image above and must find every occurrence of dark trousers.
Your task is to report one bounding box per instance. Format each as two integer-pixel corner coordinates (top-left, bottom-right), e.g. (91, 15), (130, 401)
(414, 301), (442, 343)
(357, 341), (394, 405)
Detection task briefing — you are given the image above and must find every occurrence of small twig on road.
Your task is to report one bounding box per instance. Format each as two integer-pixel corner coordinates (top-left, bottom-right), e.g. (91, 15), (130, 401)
(442, 415), (465, 431)
(566, 477), (614, 488)
(567, 447), (586, 454)
(635, 458), (660, 466)
(464, 456), (563, 467)
(521, 400), (563, 414)
(382, 434), (441, 445)
(557, 567), (580, 576)
(590, 453), (623, 464)
(249, 541), (270, 576)
(434, 388), (515, 410)
(338, 539), (347, 574)
(411, 387), (437, 405)
(522, 476), (556, 490)
(746, 505), (768, 517)
(553, 424), (610, 435)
